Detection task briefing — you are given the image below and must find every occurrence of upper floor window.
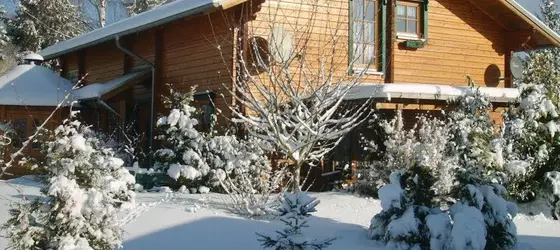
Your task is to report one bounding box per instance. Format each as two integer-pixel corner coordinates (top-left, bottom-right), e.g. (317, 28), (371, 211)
(351, 0), (378, 68)
(397, 1), (426, 40)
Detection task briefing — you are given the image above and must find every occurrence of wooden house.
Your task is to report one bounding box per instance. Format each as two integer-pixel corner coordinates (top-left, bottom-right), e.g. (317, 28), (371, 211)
(17, 0), (560, 183)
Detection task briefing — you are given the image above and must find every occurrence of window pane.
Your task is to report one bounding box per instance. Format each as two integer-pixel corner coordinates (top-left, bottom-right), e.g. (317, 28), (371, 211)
(407, 6), (417, 19)
(397, 19), (406, 33)
(365, 22), (375, 43)
(397, 5), (406, 18)
(353, 22), (363, 41)
(354, 42), (364, 64)
(408, 20), (417, 33)
(365, 1), (375, 20)
(365, 44), (375, 63)
(353, 0), (364, 19)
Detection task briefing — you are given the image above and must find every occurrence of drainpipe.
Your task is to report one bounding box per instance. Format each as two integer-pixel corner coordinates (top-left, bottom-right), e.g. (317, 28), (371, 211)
(115, 35), (156, 166)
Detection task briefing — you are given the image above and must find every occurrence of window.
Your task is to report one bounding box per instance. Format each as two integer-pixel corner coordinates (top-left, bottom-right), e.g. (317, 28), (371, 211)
(351, 0), (378, 67)
(397, 1), (422, 39)
(11, 118), (27, 149)
(65, 69), (79, 83)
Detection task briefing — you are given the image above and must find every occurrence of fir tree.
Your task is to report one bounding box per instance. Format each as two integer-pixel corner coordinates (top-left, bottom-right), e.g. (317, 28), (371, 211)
(3, 113), (135, 250)
(7, 0), (86, 51)
(257, 192), (336, 250)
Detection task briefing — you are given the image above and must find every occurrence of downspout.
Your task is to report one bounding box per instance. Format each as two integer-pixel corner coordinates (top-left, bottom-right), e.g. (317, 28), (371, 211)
(115, 35), (156, 166)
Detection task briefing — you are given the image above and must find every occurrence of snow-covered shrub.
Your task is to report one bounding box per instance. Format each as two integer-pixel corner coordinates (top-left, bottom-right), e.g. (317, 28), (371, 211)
(257, 192), (336, 249)
(369, 165), (450, 249)
(449, 184), (517, 250)
(206, 135), (283, 216)
(448, 81), (505, 189)
(371, 165), (518, 249)
(356, 111), (455, 200)
(502, 83), (558, 202)
(154, 87), (209, 188)
(2, 113), (135, 250)
(544, 171), (560, 219)
(500, 0), (560, 204)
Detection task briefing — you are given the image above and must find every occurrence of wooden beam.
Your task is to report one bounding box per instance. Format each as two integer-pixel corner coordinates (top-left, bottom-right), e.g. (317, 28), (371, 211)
(385, 0), (395, 83)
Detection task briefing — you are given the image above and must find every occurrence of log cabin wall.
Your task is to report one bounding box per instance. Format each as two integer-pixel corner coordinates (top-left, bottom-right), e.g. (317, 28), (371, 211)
(393, 0), (507, 87)
(159, 10), (235, 126)
(247, 0), (519, 88)
(0, 106), (63, 178)
(246, 0), (384, 92)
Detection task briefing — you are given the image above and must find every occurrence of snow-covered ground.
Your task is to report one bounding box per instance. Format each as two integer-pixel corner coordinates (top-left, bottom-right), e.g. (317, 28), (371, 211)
(1, 177), (559, 250)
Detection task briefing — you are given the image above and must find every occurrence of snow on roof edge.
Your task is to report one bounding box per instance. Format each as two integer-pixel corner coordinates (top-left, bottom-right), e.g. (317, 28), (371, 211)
(506, 0), (560, 47)
(39, 0), (224, 60)
(344, 83), (520, 103)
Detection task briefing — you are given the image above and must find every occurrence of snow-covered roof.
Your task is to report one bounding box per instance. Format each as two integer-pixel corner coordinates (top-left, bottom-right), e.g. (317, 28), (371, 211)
(345, 83), (520, 103)
(0, 64), (74, 106)
(39, 0), (238, 60)
(72, 69), (151, 100)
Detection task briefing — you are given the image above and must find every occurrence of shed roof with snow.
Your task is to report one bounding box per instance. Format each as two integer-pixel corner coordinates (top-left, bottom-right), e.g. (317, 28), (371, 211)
(0, 64), (74, 106)
(39, 0), (246, 60)
(38, 0), (560, 60)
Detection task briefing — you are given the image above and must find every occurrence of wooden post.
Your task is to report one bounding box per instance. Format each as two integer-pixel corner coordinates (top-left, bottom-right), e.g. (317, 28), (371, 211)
(504, 50), (513, 88)
(385, 0), (396, 83)
(78, 49), (86, 83)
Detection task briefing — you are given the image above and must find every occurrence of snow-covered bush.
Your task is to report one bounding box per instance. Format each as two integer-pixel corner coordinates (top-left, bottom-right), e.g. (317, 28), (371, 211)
(154, 86), (280, 210)
(154, 87), (209, 188)
(257, 192), (336, 249)
(356, 111), (455, 200)
(369, 165), (451, 249)
(500, 0), (560, 204)
(449, 184), (517, 250)
(544, 171), (560, 219)
(448, 81), (505, 189)
(370, 164), (518, 249)
(206, 135), (283, 216)
(2, 113), (135, 250)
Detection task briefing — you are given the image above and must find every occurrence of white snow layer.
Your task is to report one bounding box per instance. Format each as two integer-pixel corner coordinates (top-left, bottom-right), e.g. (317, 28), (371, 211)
(1, 177), (560, 250)
(72, 69), (150, 100)
(345, 83), (519, 103)
(39, 0), (229, 59)
(0, 65), (74, 106)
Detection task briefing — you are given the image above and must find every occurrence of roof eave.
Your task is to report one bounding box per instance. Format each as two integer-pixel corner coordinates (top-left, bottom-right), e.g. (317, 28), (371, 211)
(40, 2), (221, 60)
(505, 0), (560, 48)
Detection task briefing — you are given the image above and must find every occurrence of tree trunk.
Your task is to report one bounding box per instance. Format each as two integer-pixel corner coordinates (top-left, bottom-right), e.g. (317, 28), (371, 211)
(292, 163), (301, 193)
(98, 0), (106, 27)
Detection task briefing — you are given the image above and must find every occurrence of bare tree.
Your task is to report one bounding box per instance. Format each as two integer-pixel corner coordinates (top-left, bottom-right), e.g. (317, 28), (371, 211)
(216, 0), (379, 192)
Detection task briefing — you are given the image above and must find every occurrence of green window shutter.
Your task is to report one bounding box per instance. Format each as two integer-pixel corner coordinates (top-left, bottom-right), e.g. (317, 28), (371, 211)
(381, 0), (387, 74)
(348, 0), (354, 75)
(423, 0), (429, 40)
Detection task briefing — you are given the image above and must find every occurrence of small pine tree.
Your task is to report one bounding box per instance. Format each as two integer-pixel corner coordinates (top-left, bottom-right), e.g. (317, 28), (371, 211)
(449, 184), (517, 250)
(7, 0), (86, 51)
(3, 113), (135, 250)
(257, 192), (336, 250)
(154, 86), (209, 188)
(369, 165), (452, 250)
